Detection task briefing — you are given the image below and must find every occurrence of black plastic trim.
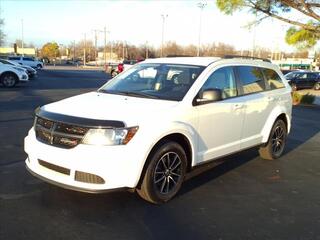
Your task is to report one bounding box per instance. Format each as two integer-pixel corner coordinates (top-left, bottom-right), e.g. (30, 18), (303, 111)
(35, 107), (125, 128)
(26, 164), (130, 194)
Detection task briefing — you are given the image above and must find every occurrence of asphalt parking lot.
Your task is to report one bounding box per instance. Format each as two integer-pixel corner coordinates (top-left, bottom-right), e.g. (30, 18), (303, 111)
(0, 67), (319, 240)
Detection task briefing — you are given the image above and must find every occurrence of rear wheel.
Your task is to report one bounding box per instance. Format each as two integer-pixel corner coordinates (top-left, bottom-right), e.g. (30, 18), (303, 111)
(1, 73), (18, 88)
(314, 82), (320, 90)
(291, 84), (297, 91)
(137, 141), (187, 204)
(259, 119), (287, 160)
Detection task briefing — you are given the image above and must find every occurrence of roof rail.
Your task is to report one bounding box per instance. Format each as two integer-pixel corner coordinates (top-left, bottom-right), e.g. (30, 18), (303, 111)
(223, 55), (271, 63)
(165, 54), (193, 58)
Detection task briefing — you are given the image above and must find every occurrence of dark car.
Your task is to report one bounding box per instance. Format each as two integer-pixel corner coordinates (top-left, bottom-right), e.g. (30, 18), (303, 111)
(284, 71), (320, 91)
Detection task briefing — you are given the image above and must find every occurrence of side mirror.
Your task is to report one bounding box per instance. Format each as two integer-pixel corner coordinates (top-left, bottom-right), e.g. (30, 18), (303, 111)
(194, 89), (222, 105)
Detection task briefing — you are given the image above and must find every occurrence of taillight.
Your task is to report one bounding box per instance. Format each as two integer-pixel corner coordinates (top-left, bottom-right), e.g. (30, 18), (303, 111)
(118, 63), (124, 72)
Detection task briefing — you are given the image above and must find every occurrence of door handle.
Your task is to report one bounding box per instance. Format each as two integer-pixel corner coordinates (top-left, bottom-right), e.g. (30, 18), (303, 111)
(233, 103), (245, 110)
(268, 96), (279, 102)
(268, 96), (276, 102)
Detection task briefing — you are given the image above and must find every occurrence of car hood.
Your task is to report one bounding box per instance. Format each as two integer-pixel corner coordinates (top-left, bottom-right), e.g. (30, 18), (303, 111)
(42, 91), (179, 126)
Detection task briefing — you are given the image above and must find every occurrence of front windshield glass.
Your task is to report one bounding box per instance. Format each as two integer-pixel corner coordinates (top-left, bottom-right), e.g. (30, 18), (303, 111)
(284, 72), (299, 79)
(99, 63), (205, 101)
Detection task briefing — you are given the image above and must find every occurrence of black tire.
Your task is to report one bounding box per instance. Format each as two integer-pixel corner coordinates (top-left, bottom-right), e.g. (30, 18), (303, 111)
(37, 64), (42, 69)
(291, 84), (297, 91)
(259, 119), (287, 160)
(314, 82), (320, 90)
(136, 141), (187, 204)
(1, 72), (18, 88)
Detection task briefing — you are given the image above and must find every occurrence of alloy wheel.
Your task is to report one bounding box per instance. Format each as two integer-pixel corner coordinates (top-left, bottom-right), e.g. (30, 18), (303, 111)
(271, 125), (285, 155)
(153, 152), (182, 195)
(3, 75), (16, 87)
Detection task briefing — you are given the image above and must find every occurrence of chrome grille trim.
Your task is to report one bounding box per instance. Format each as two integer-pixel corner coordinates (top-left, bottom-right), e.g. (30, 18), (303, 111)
(35, 116), (88, 149)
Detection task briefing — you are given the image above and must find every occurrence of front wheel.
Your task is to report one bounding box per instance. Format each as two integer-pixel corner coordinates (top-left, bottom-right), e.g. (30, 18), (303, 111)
(259, 119), (287, 160)
(137, 141), (187, 204)
(1, 73), (18, 88)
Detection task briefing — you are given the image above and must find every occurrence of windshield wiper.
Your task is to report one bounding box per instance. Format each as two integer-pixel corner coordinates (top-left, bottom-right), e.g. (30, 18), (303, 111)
(116, 91), (160, 99)
(97, 89), (159, 99)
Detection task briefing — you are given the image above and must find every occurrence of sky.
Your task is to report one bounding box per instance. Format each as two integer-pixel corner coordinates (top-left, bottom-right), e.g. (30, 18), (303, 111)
(0, 0), (299, 52)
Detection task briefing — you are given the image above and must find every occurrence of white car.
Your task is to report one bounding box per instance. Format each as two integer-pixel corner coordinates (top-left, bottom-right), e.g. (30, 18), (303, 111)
(24, 57), (292, 204)
(8, 56), (43, 69)
(0, 62), (29, 87)
(0, 59), (37, 79)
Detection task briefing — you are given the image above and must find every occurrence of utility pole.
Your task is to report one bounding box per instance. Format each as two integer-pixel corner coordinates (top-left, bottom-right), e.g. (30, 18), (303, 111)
(122, 41), (125, 60)
(160, 14), (168, 58)
(197, 2), (207, 57)
(21, 19), (24, 56)
(73, 40), (76, 61)
(252, 13), (257, 57)
(145, 41), (149, 59)
(109, 31), (112, 62)
(104, 26), (107, 64)
(93, 29), (98, 65)
(83, 33), (86, 66)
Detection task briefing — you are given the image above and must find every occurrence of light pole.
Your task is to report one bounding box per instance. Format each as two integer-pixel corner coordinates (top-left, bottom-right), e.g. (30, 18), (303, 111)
(83, 33), (86, 66)
(197, 1), (207, 57)
(160, 14), (168, 58)
(21, 19), (24, 56)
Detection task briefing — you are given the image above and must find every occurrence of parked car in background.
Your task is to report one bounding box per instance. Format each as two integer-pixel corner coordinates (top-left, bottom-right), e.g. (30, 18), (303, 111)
(109, 60), (139, 78)
(8, 56), (44, 69)
(284, 71), (320, 90)
(0, 59), (37, 79)
(25, 56), (292, 204)
(0, 62), (29, 87)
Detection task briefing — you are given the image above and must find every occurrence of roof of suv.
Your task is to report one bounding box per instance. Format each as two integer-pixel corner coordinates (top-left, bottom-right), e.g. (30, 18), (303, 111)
(143, 57), (275, 68)
(143, 57), (221, 66)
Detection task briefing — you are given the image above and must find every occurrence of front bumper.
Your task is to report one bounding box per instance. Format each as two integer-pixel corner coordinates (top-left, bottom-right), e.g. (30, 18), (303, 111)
(24, 128), (146, 192)
(26, 163), (129, 193)
(19, 73), (29, 82)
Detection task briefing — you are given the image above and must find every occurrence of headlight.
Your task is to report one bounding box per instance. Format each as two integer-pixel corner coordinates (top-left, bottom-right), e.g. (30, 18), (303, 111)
(82, 127), (138, 145)
(13, 66), (25, 72)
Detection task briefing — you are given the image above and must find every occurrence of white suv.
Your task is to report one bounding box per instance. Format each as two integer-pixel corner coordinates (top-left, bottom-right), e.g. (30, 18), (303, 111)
(24, 57), (292, 204)
(8, 56), (44, 69)
(0, 62), (29, 87)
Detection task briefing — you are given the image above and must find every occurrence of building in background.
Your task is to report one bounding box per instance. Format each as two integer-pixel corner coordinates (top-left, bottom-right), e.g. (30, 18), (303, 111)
(0, 47), (36, 57)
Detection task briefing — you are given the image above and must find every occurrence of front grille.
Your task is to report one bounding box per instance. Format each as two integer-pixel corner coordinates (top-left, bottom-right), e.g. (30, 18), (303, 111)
(34, 116), (88, 149)
(38, 159), (71, 175)
(75, 171), (105, 184)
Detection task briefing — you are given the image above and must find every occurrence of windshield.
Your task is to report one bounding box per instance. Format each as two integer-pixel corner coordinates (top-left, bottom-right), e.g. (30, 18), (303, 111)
(99, 63), (205, 101)
(284, 72), (300, 79)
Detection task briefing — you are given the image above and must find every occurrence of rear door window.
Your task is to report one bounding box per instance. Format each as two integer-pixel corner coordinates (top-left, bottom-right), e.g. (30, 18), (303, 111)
(23, 57), (34, 61)
(236, 66), (265, 95)
(8, 57), (20, 60)
(307, 73), (317, 80)
(261, 68), (285, 89)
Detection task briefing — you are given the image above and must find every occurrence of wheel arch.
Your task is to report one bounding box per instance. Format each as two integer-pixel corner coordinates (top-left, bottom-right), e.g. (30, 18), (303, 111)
(0, 71), (19, 82)
(136, 132), (194, 189)
(261, 108), (291, 143)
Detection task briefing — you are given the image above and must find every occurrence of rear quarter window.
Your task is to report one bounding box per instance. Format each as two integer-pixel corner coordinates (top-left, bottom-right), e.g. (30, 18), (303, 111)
(236, 66), (265, 95)
(262, 68), (285, 89)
